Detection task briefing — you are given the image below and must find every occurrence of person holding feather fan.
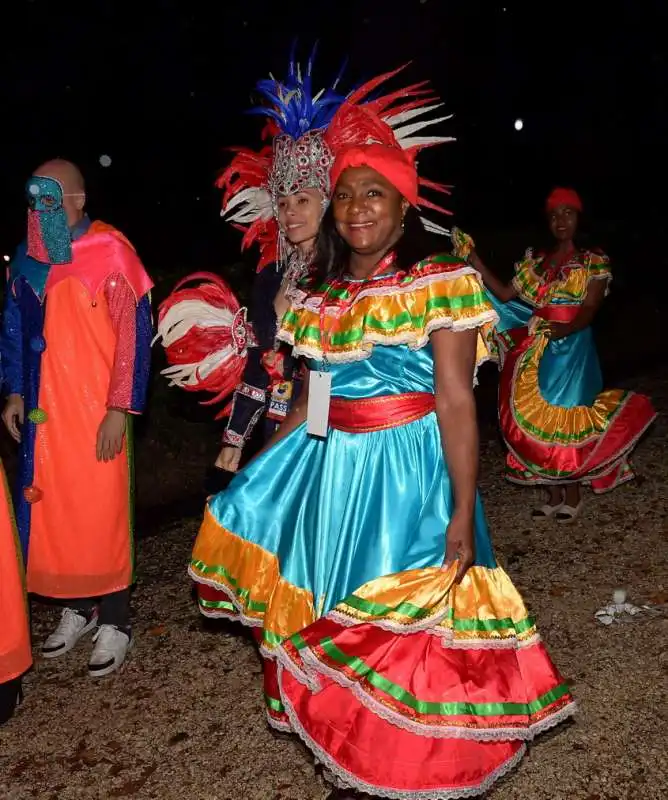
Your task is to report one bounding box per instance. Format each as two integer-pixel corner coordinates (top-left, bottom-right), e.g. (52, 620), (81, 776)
(154, 45), (351, 473)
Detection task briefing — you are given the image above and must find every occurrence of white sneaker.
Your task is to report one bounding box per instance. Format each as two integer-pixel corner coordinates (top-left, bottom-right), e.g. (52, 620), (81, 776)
(88, 625), (132, 678)
(42, 608), (98, 658)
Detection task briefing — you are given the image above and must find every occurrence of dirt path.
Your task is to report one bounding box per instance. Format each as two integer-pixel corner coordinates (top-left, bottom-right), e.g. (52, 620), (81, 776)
(1, 372), (666, 800)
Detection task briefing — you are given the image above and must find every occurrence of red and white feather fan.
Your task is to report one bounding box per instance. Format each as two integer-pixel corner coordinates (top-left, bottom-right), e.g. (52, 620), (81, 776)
(153, 272), (256, 419)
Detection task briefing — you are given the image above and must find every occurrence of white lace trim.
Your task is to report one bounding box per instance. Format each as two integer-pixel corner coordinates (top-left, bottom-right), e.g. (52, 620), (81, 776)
(279, 308), (498, 355)
(278, 312), (498, 394)
(191, 566), (541, 653)
(266, 712), (292, 733)
(589, 468), (636, 495)
(326, 606), (449, 634)
(277, 661), (530, 799)
(286, 642), (576, 743)
(586, 270), (612, 297)
(326, 610), (541, 650)
(192, 569), (574, 792)
(188, 567), (264, 629)
(197, 606), (238, 621)
(261, 641), (326, 695)
(504, 387), (656, 484)
(507, 347), (597, 451)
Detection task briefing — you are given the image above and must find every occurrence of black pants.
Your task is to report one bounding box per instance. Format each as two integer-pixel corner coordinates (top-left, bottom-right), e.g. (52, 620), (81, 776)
(69, 588), (131, 628)
(0, 678), (21, 725)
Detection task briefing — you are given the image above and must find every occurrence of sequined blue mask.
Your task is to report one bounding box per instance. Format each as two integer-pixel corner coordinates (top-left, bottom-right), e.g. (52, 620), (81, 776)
(26, 176), (72, 264)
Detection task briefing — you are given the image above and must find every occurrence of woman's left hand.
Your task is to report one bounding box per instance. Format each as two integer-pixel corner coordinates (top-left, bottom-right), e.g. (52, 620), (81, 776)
(442, 513), (475, 583)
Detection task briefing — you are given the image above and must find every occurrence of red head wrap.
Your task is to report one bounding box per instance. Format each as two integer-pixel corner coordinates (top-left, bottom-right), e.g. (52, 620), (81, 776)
(330, 144), (419, 205)
(546, 187), (583, 213)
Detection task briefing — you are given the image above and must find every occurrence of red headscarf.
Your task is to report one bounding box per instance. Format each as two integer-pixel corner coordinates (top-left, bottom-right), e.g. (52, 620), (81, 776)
(330, 144), (419, 205)
(546, 187), (583, 213)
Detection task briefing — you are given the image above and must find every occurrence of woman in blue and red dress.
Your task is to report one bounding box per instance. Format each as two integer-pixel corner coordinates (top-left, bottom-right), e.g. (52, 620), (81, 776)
(464, 188), (656, 522)
(190, 68), (575, 799)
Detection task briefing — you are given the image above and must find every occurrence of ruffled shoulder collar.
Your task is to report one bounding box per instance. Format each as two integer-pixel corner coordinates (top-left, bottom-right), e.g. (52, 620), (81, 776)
(278, 253), (498, 370)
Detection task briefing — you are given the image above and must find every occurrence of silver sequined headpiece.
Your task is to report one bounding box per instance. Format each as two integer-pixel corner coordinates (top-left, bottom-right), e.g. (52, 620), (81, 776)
(268, 130), (334, 213)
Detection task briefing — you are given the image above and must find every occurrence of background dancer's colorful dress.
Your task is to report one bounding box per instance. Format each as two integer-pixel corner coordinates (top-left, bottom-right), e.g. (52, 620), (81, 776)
(489, 248), (655, 491)
(456, 189), (656, 522)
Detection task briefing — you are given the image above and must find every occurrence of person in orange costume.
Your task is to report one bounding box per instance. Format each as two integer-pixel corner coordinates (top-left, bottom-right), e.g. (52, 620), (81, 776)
(0, 459), (31, 724)
(0, 159), (153, 678)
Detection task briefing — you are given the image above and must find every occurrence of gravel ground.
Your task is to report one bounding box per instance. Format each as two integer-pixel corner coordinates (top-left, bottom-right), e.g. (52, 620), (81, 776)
(1, 370), (666, 800)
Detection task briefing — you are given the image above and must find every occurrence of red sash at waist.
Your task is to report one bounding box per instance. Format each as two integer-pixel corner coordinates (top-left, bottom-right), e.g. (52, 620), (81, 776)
(534, 304), (579, 323)
(329, 392), (436, 433)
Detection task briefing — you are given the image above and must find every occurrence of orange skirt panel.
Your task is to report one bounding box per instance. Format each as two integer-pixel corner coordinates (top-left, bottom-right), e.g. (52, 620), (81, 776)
(0, 464), (32, 683)
(27, 278), (132, 598)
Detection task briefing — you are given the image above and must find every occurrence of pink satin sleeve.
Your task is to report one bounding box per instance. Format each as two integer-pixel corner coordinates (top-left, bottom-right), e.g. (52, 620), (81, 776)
(104, 273), (138, 411)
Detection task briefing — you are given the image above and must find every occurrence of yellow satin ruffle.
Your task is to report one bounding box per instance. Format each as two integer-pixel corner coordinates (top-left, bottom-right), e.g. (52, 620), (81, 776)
(513, 249), (611, 307)
(331, 564), (537, 643)
(511, 334), (625, 443)
(190, 509), (316, 644)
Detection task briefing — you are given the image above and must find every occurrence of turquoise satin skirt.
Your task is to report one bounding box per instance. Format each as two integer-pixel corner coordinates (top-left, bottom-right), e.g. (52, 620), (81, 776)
(207, 412), (497, 617)
(487, 292), (603, 407)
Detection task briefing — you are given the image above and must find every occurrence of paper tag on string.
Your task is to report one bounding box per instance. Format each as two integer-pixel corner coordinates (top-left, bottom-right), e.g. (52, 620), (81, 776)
(307, 370), (331, 438)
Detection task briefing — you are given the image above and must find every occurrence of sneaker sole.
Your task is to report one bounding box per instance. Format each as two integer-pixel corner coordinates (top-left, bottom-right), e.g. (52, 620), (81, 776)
(41, 617), (99, 660)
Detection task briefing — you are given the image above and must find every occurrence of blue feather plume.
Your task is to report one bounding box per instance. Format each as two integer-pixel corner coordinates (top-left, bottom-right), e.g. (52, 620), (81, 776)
(247, 41), (349, 139)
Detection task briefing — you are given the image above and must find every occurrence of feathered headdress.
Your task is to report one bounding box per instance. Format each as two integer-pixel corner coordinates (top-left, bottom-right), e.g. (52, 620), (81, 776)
(218, 58), (456, 271)
(216, 43), (349, 271)
(153, 45), (348, 417)
(323, 63), (455, 235)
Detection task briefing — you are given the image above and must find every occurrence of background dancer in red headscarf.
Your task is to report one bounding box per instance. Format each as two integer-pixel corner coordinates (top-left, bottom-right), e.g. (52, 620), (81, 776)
(461, 188), (656, 522)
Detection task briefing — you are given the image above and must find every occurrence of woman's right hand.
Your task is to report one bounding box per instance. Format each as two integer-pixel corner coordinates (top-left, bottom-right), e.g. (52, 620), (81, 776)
(2, 394), (24, 443)
(442, 513), (475, 584)
(215, 446), (242, 473)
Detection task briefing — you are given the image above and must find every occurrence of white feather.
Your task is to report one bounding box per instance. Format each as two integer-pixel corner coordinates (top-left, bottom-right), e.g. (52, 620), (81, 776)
(152, 299), (236, 347)
(393, 114), (455, 142)
(159, 343), (236, 387)
(419, 216), (450, 236)
(398, 135), (456, 150)
(384, 104), (450, 127)
(222, 187), (272, 224)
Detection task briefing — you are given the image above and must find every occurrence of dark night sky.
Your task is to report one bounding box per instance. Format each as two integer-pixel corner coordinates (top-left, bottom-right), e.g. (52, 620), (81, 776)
(1, 0), (666, 273)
